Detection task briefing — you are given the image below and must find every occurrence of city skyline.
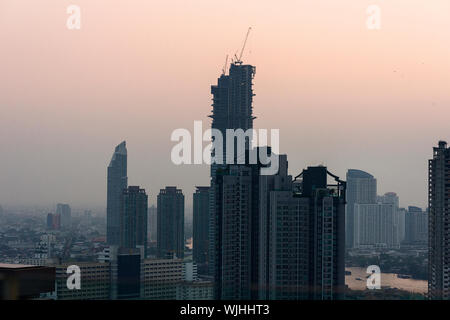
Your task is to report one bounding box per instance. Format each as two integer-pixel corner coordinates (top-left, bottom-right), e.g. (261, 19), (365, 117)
(3, 1), (450, 307)
(2, 1), (450, 208)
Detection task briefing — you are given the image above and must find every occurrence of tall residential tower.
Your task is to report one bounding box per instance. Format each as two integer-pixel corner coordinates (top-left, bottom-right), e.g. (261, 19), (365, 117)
(120, 186), (148, 257)
(107, 141), (128, 246)
(193, 186), (210, 274)
(157, 186), (185, 259)
(428, 141), (450, 299)
(346, 169), (377, 248)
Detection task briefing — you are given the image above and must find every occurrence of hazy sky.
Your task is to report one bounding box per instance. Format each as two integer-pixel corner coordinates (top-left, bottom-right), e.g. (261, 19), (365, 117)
(1, 0), (450, 210)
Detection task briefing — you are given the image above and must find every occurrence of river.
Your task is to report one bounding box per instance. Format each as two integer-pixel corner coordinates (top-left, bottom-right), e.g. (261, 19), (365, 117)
(345, 267), (427, 294)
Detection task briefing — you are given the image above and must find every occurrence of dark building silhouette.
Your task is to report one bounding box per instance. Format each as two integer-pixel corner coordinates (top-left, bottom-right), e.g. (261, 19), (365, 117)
(46, 213), (54, 230)
(259, 155), (311, 299)
(208, 61), (257, 299)
(157, 186), (185, 259)
(107, 141), (127, 246)
(210, 62), (256, 163)
(210, 148), (273, 300)
(46, 213), (61, 230)
(193, 186), (210, 273)
(0, 264), (55, 299)
(428, 141), (450, 299)
(292, 166), (346, 300)
(120, 186), (148, 257)
(116, 249), (142, 300)
(148, 205), (157, 242)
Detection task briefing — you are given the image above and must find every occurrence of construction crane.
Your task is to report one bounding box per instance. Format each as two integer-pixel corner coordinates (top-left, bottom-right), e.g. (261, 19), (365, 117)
(222, 54), (229, 75)
(234, 27), (252, 65)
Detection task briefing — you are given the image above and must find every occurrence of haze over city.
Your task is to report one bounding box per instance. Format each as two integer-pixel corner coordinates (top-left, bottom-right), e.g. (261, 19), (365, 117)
(2, 0), (450, 209)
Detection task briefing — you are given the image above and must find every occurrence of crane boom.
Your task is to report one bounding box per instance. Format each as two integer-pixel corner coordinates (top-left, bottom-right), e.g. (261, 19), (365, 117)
(237, 27), (252, 64)
(222, 54), (229, 75)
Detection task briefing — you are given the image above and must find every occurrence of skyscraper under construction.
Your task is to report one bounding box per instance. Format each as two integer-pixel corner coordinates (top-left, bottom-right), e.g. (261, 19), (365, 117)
(208, 60), (257, 299)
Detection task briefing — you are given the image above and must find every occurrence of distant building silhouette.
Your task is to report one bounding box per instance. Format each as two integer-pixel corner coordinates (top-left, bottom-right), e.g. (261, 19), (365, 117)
(353, 192), (401, 249)
(120, 186), (148, 257)
(346, 169), (377, 248)
(405, 206), (428, 244)
(148, 205), (157, 242)
(353, 202), (399, 249)
(157, 186), (185, 259)
(56, 203), (71, 229)
(46, 213), (60, 230)
(428, 140), (450, 299)
(107, 141), (127, 246)
(193, 186), (210, 273)
(46, 213), (53, 229)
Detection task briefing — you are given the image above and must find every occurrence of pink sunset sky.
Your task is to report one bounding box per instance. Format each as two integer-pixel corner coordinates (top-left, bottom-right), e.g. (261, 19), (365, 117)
(1, 0), (450, 210)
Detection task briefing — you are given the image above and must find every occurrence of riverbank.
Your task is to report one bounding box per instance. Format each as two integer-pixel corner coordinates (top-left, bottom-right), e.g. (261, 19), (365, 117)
(345, 267), (427, 294)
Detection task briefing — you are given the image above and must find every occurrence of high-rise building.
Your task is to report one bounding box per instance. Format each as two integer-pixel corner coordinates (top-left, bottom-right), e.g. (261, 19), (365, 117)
(259, 155), (311, 300)
(293, 166), (346, 300)
(0, 205), (3, 217)
(107, 141), (128, 246)
(381, 192), (400, 208)
(210, 62), (256, 165)
(353, 203), (399, 249)
(56, 203), (71, 229)
(381, 192), (402, 244)
(398, 207), (407, 244)
(120, 186), (148, 257)
(210, 148), (271, 300)
(208, 61), (257, 299)
(148, 205), (157, 242)
(193, 186), (210, 271)
(83, 210), (92, 226)
(211, 163), (258, 299)
(417, 209), (428, 243)
(47, 213), (54, 230)
(346, 169), (377, 248)
(428, 141), (450, 299)
(405, 206), (428, 244)
(46, 213), (60, 230)
(157, 186), (185, 259)
(347, 171), (401, 249)
(354, 192), (400, 249)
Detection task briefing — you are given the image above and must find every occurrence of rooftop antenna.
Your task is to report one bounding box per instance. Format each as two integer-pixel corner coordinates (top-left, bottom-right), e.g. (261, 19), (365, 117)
(236, 27), (252, 65)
